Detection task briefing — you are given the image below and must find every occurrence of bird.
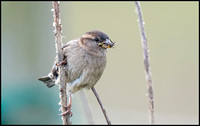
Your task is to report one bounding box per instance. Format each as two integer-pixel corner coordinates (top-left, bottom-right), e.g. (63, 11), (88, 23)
(38, 30), (115, 116)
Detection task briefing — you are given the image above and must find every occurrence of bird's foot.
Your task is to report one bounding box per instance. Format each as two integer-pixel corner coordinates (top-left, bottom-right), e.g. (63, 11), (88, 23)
(56, 59), (67, 66)
(59, 104), (73, 117)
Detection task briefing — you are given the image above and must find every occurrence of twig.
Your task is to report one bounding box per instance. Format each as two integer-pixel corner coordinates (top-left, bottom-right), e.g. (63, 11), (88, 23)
(79, 91), (94, 124)
(52, 1), (71, 125)
(91, 87), (111, 125)
(134, 1), (155, 124)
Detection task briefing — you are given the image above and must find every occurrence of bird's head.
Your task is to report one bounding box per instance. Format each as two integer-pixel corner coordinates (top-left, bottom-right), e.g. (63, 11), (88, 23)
(80, 30), (115, 52)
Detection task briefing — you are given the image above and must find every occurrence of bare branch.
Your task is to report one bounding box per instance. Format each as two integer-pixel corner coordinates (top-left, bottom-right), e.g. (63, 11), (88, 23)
(91, 87), (111, 125)
(79, 91), (94, 124)
(134, 1), (155, 124)
(52, 1), (71, 125)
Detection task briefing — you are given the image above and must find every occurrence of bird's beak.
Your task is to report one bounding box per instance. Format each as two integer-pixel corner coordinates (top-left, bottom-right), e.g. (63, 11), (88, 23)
(98, 39), (115, 49)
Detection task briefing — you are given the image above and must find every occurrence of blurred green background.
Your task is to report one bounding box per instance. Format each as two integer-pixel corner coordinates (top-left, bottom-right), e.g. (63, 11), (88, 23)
(1, 1), (199, 124)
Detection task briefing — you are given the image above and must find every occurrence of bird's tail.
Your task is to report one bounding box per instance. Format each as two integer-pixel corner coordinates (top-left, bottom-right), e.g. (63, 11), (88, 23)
(38, 57), (58, 88)
(38, 74), (55, 88)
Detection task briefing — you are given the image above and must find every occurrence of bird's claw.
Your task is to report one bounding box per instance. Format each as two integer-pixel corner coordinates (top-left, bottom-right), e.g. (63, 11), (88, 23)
(59, 104), (72, 117)
(56, 59), (67, 66)
(59, 109), (73, 117)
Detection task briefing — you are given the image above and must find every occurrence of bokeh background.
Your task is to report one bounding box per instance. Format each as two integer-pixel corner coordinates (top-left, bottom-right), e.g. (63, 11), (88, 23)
(1, 1), (199, 124)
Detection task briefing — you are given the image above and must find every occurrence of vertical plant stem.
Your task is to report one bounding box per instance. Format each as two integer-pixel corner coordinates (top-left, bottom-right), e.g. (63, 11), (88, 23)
(79, 91), (94, 124)
(91, 87), (111, 125)
(52, 1), (71, 125)
(134, 1), (155, 124)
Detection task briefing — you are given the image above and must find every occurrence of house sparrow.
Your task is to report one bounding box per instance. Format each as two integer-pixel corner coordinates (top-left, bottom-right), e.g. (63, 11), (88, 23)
(38, 30), (114, 116)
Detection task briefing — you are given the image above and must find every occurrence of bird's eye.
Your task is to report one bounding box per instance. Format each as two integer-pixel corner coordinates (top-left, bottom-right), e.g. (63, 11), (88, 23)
(94, 37), (99, 42)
